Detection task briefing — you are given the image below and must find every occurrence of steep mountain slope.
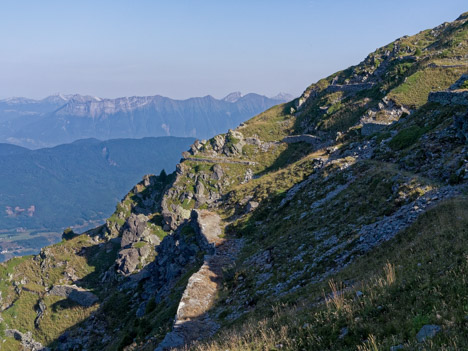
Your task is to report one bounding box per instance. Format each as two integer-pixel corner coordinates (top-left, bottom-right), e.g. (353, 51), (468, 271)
(0, 137), (194, 260)
(0, 12), (467, 351)
(0, 93), (290, 149)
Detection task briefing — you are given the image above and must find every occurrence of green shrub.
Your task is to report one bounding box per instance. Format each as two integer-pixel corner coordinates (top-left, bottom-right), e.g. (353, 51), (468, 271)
(133, 242), (147, 249)
(145, 298), (157, 314)
(159, 169), (167, 182)
(118, 330), (137, 351)
(388, 126), (425, 150)
(61, 227), (76, 241)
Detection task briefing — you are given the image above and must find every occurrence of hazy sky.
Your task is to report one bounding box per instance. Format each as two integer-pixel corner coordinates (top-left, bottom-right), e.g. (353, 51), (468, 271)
(0, 1), (467, 100)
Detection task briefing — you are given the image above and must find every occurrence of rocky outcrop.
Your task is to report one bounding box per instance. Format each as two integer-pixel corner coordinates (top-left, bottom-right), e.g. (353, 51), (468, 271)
(5, 329), (49, 351)
(116, 247), (146, 275)
(360, 97), (410, 136)
(161, 202), (191, 231)
(114, 213), (160, 275)
(428, 90), (468, 105)
(121, 214), (149, 248)
(34, 299), (46, 328)
(223, 130), (246, 156)
(48, 285), (98, 307)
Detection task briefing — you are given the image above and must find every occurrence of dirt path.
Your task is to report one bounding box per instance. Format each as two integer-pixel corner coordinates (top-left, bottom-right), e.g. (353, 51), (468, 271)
(156, 210), (242, 350)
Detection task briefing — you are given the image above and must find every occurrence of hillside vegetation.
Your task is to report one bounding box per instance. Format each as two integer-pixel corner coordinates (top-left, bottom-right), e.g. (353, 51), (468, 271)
(0, 12), (467, 351)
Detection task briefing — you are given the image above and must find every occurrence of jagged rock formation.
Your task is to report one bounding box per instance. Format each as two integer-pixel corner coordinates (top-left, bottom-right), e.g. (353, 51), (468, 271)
(428, 90), (468, 105)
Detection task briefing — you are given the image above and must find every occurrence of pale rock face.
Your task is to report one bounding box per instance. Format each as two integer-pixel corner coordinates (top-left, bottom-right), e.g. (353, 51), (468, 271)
(120, 214), (149, 248)
(56, 96), (155, 118)
(223, 129), (246, 156)
(115, 248), (141, 275)
(212, 164), (224, 180)
(211, 135), (226, 152)
(222, 91), (243, 103)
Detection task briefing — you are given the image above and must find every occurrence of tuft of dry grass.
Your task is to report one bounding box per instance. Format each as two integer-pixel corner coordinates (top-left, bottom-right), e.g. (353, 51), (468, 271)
(325, 279), (346, 311)
(384, 262), (396, 286)
(357, 334), (379, 351)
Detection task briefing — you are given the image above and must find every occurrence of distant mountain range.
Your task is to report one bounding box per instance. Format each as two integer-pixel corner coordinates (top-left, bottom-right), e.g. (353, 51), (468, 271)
(0, 92), (293, 149)
(0, 136), (194, 233)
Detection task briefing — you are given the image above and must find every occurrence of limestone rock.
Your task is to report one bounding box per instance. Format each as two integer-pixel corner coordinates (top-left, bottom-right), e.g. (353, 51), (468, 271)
(242, 169), (253, 184)
(211, 135), (225, 152)
(34, 299), (46, 328)
(121, 214), (149, 248)
(223, 130), (245, 156)
(48, 285), (98, 307)
(416, 324), (441, 342)
(212, 164), (224, 180)
(115, 248), (140, 275)
(246, 201), (259, 213)
(428, 90), (468, 106)
(5, 329), (48, 351)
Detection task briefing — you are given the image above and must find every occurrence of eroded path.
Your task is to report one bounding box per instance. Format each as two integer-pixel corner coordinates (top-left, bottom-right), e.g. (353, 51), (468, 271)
(156, 210), (242, 351)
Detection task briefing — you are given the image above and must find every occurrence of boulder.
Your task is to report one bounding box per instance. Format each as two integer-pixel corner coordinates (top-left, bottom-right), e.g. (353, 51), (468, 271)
(34, 299), (46, 328)
(195, 181), (205, 197)
(416, 324), (441, 342)
(121, 214), (148, 248)
(211, 135), (225, 152)
(223, 130), (245, 156)
(212, 164), (224, 180)
(115, 248), (140, 275)
(242, 169), (253, 184)
(246, 201), (259, 213)
(48, 285), (98, 307)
